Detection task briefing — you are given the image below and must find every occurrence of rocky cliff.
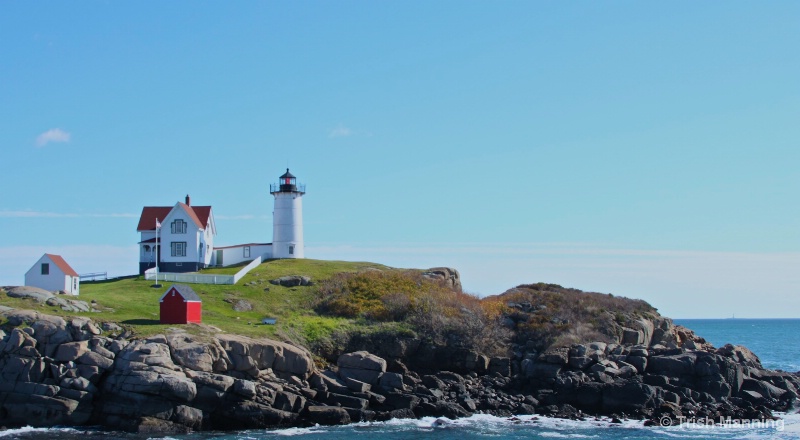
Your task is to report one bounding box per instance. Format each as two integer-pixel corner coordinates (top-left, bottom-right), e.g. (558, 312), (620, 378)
(0, 305), (797, 432)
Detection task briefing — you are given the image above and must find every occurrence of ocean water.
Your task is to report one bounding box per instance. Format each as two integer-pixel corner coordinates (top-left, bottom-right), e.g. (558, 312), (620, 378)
(674, 319), (800, 373)
(7, 319), (799, 440)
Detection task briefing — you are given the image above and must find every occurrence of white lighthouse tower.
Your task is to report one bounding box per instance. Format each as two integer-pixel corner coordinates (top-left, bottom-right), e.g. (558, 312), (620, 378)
(270, 169), (305, 259)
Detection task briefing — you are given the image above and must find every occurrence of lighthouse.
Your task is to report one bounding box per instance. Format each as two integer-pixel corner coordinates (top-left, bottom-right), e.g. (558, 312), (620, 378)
(270, 169), (305, 259)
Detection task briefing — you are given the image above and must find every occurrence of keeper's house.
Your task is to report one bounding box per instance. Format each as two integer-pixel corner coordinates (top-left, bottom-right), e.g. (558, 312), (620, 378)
(137, 195), (216, 275)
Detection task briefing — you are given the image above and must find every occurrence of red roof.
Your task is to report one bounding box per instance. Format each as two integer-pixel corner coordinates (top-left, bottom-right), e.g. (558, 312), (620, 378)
(137, 204), (212, 231)
(45, 254), (79, 277)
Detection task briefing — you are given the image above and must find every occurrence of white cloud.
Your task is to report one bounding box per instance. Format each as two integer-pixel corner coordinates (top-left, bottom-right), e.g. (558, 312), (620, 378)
(329, 124), (353, 138)
(0, 210), (136, 218)
(35, 128), (71, 147)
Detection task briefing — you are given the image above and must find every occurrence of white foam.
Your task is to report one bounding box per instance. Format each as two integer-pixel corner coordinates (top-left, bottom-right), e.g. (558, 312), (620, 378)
(271, 426), (322, 436)
(0, 426), (82, 438)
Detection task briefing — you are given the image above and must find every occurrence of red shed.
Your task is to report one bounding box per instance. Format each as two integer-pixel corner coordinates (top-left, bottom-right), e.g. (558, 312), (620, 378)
(159, 284), (202, 324)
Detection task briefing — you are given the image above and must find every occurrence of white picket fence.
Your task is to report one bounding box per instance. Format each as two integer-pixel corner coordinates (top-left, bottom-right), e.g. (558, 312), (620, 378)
(144, 256), (262, 285)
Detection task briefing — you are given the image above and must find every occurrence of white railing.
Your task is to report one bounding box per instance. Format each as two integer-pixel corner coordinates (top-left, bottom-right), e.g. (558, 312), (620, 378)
(145, 270), (234, 284)
(233, 256), (262, 284)
(144, 256), (263, 285)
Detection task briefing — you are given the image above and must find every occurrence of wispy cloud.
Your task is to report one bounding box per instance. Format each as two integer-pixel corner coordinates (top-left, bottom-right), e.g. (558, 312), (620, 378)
(329, 124), (353, 138)
(0, 210), (136, 218)
(35, 128), (71, 147)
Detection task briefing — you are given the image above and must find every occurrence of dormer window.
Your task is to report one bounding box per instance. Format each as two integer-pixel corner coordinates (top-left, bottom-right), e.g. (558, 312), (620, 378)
(171, 219), (187, 234)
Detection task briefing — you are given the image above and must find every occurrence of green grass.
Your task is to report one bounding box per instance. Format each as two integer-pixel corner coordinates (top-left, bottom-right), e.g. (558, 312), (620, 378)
(0, 259), (388, 342)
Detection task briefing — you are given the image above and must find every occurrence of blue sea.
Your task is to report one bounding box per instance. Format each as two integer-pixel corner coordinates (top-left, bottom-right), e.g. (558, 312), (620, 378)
(6, 319), (799, 440)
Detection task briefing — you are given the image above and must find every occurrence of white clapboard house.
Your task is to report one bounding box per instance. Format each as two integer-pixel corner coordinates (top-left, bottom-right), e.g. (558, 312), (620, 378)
(25, 253), (80, 295)
(137, 195), (216, 274)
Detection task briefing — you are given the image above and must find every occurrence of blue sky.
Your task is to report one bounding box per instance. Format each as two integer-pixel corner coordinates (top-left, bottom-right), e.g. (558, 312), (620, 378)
(1, 2), (798, 318)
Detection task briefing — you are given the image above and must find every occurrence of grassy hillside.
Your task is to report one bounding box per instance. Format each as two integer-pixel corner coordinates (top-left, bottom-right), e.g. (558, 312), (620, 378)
(0, 259), (386, 342)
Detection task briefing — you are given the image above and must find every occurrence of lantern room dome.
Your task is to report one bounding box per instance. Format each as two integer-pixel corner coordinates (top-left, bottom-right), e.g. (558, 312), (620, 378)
(270, 168), (305, 194)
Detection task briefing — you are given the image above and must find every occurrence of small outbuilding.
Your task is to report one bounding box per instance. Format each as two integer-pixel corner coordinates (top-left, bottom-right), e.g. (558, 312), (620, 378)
(25, 253), (80, 295)
(159, 284), (202, 324)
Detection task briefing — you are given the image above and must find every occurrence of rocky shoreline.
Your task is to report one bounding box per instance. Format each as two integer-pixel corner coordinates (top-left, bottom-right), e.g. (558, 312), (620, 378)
(0, 307), (797, 433)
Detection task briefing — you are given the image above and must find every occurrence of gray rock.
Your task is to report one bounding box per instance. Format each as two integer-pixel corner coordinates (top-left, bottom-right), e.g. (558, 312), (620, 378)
(647, 353), (697, 376)
(102, 322), (123, 332)
(421, 267), (462, 291)
(626, 355), (647, 373)
(338, 351), (387, 372)
(6, 286), (55, 302)
(345, 377), (372, 393)
(233, 379), (258, 398)
(77, 351), (114, 370)
(269, 276), (313, 287)
(326, 392), (369, 410)
(379, 372), (404, 390)
(232, 299), (252, 312)
(337, 351), (387, 385)
(274, 391), (306, 412)
(217, 334), (314, 379)
(167, 331), (230, 373)
(55, 341), (90, 362)
(622, 327), (644, 345)
(306, 406), (351, 425)
(172, 405), (203, 429)
(3, 328), (37, 354)
(186, 370), (235, 392)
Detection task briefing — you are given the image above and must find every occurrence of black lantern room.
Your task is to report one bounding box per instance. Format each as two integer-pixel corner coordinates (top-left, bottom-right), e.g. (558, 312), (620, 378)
(270, 168), (305, 194)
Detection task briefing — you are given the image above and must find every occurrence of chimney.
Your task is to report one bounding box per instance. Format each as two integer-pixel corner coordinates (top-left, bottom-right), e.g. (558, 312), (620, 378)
(185, 194), (191, 206)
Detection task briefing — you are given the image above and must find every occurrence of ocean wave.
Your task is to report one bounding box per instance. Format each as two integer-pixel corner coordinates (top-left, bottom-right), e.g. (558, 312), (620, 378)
(260, 411), (800, 439)
(0, 426), (83, 438)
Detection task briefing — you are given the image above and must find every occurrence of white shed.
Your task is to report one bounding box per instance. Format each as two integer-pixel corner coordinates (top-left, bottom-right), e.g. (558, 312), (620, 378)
(24, 253), (80, 295)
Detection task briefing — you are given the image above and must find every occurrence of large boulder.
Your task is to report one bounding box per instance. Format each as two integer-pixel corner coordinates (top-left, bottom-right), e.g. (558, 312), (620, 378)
(216, 334), (314, 379)
(306, 406), (351, 425)
(421, 267), (462, 292)
(269, 276), (312, 287)
(167, 331), (230, 373)
(716, 344), (762, 369)
(646, 353), (697, 376)
(337, 351), (387, 385)
(6, 286), (54, 302)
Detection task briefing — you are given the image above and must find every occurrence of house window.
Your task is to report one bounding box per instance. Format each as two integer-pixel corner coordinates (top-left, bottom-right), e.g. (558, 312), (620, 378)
(73, 278), (77, 291)
(41, 263), (50, 275)
(289, 245), (294, 255)
(171, 219), (187, 234)
(143, 245), (151, 252)
(243, 246), (250, 258)
(171, 242), (187, 257)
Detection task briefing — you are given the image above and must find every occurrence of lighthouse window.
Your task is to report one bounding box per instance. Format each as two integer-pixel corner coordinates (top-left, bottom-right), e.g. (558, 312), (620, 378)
(289, 245), (294, 255)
